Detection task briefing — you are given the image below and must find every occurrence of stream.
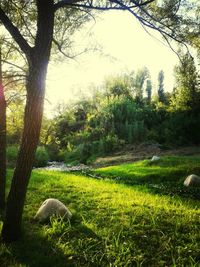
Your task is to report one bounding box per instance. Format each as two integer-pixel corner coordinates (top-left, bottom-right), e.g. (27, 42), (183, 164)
(36, 161), (90, 172)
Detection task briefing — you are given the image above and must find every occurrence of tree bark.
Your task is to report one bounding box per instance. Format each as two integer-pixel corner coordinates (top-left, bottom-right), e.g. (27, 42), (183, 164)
(0, 48), (6, 210)
(1, 0), (54, 242)
(2, 60), (47, 241)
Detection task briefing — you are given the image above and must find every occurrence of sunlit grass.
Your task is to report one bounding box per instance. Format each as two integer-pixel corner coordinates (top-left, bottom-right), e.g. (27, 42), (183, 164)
(94, 156), (200, 183)
(93, 156), (200, 199)
(0, 157), (200, 266)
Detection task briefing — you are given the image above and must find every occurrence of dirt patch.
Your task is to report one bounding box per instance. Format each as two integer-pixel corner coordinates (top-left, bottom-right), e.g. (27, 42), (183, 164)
(93, 144), (200, 167)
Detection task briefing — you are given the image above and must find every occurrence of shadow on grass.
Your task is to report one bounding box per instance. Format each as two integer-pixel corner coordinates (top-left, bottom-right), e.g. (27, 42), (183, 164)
(0, 216), (104, 267)
(83, 167), (200, 201)
(0, 222), (73, 267)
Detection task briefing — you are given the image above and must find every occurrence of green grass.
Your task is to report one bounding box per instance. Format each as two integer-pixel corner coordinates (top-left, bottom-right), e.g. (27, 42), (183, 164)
(92, 156), (200, 199)
(0, 156), (200, 266)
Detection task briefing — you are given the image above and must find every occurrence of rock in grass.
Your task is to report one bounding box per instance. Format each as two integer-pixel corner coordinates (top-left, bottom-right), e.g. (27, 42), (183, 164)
(151, 155), (160, 162)
(34, 198), (72, 222)
(183, 174), (200, 187)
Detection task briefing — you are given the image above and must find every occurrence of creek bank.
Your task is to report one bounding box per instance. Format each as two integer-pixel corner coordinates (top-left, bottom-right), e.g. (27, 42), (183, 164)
(36, 161), (90, 172)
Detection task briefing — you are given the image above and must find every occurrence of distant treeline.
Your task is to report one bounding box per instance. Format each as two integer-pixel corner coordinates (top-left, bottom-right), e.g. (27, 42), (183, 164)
(7, 53), (200, 165)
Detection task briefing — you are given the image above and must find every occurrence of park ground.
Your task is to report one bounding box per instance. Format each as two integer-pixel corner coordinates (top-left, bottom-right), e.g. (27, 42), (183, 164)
(0, 153), (200, 267)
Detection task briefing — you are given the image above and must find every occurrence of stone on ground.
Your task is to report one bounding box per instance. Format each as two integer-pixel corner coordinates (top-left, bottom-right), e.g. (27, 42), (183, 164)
(183, 174), (200, 187)
(151, 155), (160, 162)
(34, 198), (72, 222)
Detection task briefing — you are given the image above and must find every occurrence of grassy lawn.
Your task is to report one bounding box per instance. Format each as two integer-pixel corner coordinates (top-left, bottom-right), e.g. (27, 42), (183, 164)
(93, 156), (200, 199)
(0, 156), (200, 266)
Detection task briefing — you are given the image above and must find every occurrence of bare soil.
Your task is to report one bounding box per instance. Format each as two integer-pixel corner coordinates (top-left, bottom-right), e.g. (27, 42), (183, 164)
(93, 144), (200, 167)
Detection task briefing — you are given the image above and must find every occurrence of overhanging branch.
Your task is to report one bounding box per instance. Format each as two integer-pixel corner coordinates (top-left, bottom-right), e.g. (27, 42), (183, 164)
(55, 3), (125, 11)
(112, 0), (188, 49)
(0, 7), (32, 59)
(130, 0), (155, 7)
(54, 0), (185, 51)
(2, 60), (26, 72)
(54, 0), (155, 11)
(52, 37), (90, 61)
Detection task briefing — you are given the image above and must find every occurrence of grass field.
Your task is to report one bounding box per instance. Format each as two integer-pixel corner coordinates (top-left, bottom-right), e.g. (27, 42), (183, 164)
(93, 156), (200, 198)
(0, 156), (200, 266)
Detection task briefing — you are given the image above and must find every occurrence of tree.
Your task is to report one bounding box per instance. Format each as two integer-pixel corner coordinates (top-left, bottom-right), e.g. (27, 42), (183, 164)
(0, 0), (187, 242)
(7, 98), (24, 145)
(0, 37), (25, 210)
(132, 67), (149, 103)
(145, 79), (152, 103)
(157, 70), (166, 103)
(0, 47), (6, 210)
(150, 0), (200, 57)
(0, 0), (55, 242)
(105, 75), (131, 99)
(172, 52), (200, 110)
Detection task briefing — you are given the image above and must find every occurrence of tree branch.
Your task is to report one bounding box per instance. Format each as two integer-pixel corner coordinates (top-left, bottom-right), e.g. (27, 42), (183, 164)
(3, 73), (27, 79)
(2, 59), (26, 72)
(131, 0), (155, 7)
(112, 0), (188, 49)
(54, 0), (185, 51)
(54, 0), (155, 11)
(55, 2), (125, 11)
(54, 0), (87, 10)
(52, 37), (90, 61)
(6, 90), (26, 105)
(0, 7), (32, 59)
(4, 78), (25, 88)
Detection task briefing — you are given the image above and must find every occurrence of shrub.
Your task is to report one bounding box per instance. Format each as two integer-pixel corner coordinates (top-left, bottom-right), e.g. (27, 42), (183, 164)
(101, 134), (120, 154)
(80, 143), (93, 163)
(64, 146), (82, 164)
(46, 144), (64, 162)
(34, 146), (49, 167)
(7, 145), (19, 166)
(64, 142), (96, 165)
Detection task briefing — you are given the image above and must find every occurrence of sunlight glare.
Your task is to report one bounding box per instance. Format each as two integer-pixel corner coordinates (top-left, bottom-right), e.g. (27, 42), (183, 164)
(45, 11), (179, 115)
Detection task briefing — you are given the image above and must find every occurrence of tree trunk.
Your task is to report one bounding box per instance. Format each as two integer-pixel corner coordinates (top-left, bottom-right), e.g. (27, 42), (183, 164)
(0, 48), (6, 210)
(1, 0), (54, 242)
(2, 62), (46, 241)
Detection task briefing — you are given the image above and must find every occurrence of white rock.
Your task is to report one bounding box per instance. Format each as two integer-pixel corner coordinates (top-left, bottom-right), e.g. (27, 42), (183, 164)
(151, 155), (160, 162)
(183, 174), (200, 187)
(34, 198), (72, 222)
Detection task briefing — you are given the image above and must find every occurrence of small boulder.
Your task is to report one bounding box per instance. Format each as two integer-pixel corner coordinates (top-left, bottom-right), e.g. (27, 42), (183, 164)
(151, 155), (160, 162)
(34, 198), (72, 222)
(183, 174), (200, 187)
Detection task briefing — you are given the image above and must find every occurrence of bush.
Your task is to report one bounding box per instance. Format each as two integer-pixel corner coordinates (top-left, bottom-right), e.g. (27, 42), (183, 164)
(64, 142), (96, 165)
(101, 134), (119, 154)
(34, 146), (49, 167)
(80, 143), (93, 164)
(7, 145), (19, 167)
(64, 146), (82, 164)
(46, 144), (58, 161)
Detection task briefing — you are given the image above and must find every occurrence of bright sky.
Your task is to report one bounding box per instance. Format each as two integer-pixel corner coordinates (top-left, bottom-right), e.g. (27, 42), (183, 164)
(45, 10), (179, 115)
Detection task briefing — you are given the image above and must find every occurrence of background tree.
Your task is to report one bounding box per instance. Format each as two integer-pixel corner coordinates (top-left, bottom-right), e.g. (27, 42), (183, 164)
(171, 52), (200, 110)
(0, 36), (26, 210)
(7, 98), (24, 145)
(132, 67), (149, 103)
(145, 78), (152, 103)
(0, 46), (6, 210)
(105, 75), (131, 99)
(157, 70), (166, 103)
